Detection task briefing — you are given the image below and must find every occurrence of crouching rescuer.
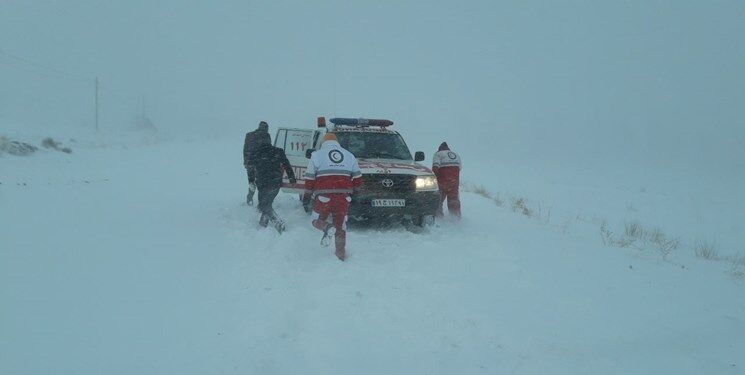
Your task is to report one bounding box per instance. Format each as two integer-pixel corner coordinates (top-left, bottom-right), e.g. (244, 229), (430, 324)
(304, 133), (362, 261)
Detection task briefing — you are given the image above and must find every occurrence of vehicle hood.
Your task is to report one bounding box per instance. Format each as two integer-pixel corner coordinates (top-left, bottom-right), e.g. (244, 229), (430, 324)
(357, 158), (433, 176)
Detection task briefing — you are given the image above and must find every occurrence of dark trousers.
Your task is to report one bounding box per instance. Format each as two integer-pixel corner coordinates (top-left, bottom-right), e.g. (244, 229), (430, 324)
(246, 168), (257, 205)
(257, 185), (280, 223)
(247, 167), (256, 185)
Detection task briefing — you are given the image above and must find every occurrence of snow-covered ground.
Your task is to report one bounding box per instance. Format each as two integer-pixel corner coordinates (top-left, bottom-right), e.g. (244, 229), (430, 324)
(1, 133), (743, 374)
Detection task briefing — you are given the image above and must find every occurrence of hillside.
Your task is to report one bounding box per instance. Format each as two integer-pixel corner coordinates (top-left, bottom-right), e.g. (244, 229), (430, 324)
(1, 134), (743, 374)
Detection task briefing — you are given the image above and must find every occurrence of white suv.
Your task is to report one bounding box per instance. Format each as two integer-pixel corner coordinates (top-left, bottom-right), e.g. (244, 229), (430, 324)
(274, 117), (439, 226)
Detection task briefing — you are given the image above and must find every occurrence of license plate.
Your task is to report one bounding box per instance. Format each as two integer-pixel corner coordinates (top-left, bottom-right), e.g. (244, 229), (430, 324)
(371, 199), (405, 207)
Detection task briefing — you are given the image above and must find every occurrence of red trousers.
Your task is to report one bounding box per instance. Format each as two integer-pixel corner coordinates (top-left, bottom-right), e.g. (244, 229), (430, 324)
(437, 181), (461, 218)
(311, 194), (351, 259)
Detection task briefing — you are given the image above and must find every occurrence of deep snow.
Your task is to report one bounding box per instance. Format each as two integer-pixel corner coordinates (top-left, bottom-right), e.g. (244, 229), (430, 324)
(1, 133), (744, 374)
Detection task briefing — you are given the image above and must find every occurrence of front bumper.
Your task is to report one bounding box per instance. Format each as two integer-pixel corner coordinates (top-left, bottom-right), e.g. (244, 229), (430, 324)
(348, 190), (440, 220)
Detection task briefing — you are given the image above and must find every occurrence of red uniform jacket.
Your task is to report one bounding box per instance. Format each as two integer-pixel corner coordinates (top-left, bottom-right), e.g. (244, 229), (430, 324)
(432, 142), (461, 189)
(304, 140), (362, 194)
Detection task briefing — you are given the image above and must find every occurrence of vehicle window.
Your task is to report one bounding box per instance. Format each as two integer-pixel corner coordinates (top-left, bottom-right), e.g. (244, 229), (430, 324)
(284, 130), (313, 157)
(335, 132), (413, 160)
(274, 129), (287, 149)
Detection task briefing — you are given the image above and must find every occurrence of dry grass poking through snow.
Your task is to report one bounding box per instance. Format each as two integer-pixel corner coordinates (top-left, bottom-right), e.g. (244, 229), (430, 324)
(469, 184), (505, 207)
(471, 185), (492, 199)
(694, 240), (720, 260)
(463, 184), (540, 218)
(600, 222), (635, 248)
(691, 241), (745, 280)
(463, 182), (739, 279)
(724, 253), (745, 281)
(510, 197), (533, 217)
(601, 221), (680, 261)
(604, 222), (742, 280)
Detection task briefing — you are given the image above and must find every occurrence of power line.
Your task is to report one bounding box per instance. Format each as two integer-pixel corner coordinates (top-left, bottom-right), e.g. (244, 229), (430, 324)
(0, 47), (148, 132)
(0, 54), (60, 79)
(0, 48), (90, 83)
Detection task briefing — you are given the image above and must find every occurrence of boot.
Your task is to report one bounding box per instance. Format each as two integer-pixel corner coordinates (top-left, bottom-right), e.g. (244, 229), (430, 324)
(259, 213), (269, 227)
(247, 183), (256, 205)
(270, 215), (286, 234)
(320, 223), (335, 247)
(334, 230), (346, 261)
(312, 219), (328, 231)
(335, 248), (345, 261)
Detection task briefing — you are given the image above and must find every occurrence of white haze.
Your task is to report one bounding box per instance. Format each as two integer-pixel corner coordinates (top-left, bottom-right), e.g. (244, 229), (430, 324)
(3, 3), (745, 373)
(2, 1), (744, 175)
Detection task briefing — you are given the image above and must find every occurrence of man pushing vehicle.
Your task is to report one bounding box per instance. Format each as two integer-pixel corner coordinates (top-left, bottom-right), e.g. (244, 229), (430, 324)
(247, 132), (296, 233)
(304, 133), (362, 261)
(432, 141), (462, 218)
(243, 121), (270, 205)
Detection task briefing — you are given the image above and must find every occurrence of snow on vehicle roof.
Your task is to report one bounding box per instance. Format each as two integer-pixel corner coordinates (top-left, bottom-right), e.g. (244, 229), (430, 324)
(329, 118), (393, 127)
(331, 126), (397, 134)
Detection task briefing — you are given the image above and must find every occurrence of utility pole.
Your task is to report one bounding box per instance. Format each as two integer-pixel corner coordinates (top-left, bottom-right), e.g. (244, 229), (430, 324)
(94, 76), (99, 131)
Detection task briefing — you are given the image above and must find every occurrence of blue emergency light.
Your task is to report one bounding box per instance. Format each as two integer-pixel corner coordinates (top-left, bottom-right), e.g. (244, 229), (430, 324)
(329, 118), (394, 127)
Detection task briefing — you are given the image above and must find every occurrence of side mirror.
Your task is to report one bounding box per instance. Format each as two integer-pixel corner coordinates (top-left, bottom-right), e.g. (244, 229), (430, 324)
(305, 149), (315, 159)
(414, 151), (425, 162)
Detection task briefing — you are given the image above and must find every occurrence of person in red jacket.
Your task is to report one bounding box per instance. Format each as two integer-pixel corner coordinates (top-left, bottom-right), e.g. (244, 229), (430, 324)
(304, 133), (362, 261)
(432, 142), (462, 218)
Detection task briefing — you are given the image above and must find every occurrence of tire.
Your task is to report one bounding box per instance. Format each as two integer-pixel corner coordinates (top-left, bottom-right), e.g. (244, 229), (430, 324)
(414, 214), (435, 227)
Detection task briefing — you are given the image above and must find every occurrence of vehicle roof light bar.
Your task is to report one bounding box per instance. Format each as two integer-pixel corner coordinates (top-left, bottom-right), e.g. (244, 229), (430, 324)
(329, 118), (394, 127)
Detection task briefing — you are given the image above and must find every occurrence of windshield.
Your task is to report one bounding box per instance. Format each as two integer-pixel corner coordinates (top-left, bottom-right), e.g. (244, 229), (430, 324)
(334, 132), (413, 160)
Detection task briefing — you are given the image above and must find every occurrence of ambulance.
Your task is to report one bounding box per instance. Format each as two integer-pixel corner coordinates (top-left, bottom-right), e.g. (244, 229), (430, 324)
(274, 117), (440, 226)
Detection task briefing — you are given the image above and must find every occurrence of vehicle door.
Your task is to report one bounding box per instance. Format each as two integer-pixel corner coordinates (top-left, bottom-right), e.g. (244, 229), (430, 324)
(274, 128), (316, 193)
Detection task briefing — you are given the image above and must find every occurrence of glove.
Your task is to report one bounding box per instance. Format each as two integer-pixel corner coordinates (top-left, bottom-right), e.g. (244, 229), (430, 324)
(288, 177), (297, 184)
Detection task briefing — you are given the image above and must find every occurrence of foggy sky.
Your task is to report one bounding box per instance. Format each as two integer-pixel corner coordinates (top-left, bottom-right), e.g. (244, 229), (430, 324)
(2, 0), (744, 172)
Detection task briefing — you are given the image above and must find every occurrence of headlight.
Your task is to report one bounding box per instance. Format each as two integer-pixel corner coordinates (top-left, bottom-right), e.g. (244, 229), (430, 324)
(415, 175), (438, 190)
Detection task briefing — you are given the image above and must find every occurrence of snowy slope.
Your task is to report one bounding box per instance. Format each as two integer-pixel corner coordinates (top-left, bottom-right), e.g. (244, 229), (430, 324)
(1, 135), (744, 374)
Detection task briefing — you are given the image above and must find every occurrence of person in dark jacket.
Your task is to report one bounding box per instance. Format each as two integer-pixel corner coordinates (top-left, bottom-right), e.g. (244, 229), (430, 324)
(247, 134), (297, 231)
(243, 121), (270, 205)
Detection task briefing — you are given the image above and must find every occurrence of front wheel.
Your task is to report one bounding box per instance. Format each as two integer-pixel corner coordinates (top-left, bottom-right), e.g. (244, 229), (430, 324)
(414, 214), (435, 227)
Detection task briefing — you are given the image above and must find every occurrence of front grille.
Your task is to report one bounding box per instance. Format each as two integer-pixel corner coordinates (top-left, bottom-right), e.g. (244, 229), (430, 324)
(362, 174), (415, 192)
